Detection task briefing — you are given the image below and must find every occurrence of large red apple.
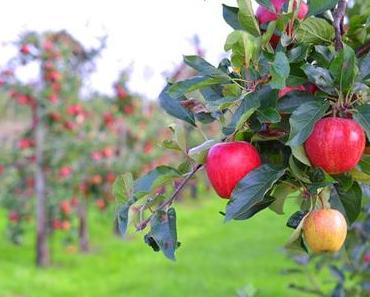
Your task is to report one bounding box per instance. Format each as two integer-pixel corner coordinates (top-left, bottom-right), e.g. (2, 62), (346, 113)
(206, 142), (262, 199)
(303, 209), (347, 253)
(304, 117), (365, 174)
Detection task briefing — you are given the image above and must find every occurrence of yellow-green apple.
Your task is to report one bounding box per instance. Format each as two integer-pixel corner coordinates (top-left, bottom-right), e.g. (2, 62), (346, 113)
(303, 209), (347, 252)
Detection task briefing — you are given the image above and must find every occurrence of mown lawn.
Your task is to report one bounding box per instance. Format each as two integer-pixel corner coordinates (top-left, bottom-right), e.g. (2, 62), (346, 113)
(0, 193), (306, 297)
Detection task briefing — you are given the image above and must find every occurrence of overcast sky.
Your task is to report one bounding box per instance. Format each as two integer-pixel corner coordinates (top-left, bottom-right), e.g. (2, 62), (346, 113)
(0, 0), (246, 99)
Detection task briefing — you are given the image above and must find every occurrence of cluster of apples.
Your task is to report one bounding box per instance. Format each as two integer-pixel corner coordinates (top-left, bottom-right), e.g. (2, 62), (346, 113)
(204, 0), (367, 253)
(206, 118), (364, 253)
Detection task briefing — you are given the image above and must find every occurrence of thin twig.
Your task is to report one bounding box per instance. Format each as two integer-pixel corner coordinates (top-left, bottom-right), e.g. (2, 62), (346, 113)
(137, 164), (203, 230)
(333, 0), (347, 51)
(356, 39), (370, 57)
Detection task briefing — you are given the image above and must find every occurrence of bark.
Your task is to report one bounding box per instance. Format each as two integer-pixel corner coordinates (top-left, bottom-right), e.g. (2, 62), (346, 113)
(35, 105), (50, 267)
(333, 0), (347, 51)
(78, 198), (89, 252)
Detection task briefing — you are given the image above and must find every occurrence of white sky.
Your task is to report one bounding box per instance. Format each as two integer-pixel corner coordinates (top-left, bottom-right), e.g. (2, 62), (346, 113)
(0, 0), (243, 99)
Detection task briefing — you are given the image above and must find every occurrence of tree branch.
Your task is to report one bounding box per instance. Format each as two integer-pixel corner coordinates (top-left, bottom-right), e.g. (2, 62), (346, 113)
(333, 0), (347, 51)
(356, 39), (370, 57)
(137, 163), (203, 230)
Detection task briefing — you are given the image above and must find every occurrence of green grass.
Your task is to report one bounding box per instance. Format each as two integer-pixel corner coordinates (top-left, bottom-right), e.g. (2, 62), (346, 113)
(0, 194), (306, 297)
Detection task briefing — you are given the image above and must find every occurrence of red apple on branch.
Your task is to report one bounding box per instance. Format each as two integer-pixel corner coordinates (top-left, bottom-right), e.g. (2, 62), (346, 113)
(206, 142), (262, 199)
(304, 117), (365, 174)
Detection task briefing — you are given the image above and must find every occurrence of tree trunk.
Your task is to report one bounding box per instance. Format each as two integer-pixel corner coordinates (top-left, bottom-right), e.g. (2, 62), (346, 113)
(113, 217), (121, 237)
(35, 106), (50, 267)
(78, 198), (89, 252)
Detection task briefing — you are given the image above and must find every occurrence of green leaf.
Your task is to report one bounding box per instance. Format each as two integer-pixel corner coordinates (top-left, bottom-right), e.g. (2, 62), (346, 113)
(353, 104), (370, 141)
(286, 210), (309, 229)
(117, 202), (133, 237)
(188, 139), (218, 164)
(159, 86), (196, 126)
(329, 45), (358, 92)
(256, 107), (281, 123)
(270, 52), (290, 89)
(308, 0), (339, 16)
(285, 212), (309, 249)
(225, 165), (286, 221)
(168, 76), (229, 98)
(183, 56), (229, 79)
(237, 0), (261, 37)
(112, 173), (134, 202)
(222, 4), (242, 30)
(358, 154), (370, 175)
(291, 145), (311, 166)
(330, 183), (362, 224)
(224, 30), (260, 68)
(161, 139), (182, 151)
(256, 0), (274, 12)
(277, 93), (317, 114)
(173, 123), (187, 152)
(234, 196), (276, 220)
(144, 209), (179, 260)
(270, 183), (298, 214)
(286, 100), (330, 147)
(296, 17), (334, 44)
(134, 166), (181, 198)
(351, 168), (370, 185)
(302, 64), (336, 95)
(289, 156), (312, 184)
(223, 92), (260, 135)
(359, 52), (370, 80)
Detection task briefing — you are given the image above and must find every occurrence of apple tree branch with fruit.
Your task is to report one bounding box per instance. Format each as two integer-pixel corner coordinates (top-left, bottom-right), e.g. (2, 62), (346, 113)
(113, 0), (370, 261)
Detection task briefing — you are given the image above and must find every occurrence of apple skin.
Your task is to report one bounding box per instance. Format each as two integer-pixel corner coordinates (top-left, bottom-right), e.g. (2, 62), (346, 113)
(256, 0), (308, 47)
(303, 209), (347, 253)
(304, 118), (365, 174)
(278, 85), (306, 97)
(256, 0), (308, 24)
(206, 142), (262, 199)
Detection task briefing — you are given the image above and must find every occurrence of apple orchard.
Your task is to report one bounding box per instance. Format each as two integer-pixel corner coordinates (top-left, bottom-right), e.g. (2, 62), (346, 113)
(0, 0), (369, 296)
(111, 0), (370, 295)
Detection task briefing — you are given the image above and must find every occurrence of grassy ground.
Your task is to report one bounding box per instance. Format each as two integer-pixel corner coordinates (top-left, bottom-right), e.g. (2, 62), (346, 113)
(0, 194), (306, 297)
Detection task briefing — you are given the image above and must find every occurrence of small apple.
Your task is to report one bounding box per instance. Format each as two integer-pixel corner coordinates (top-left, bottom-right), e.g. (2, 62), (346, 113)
(303, 209), (347, 253)
(8, 211), (20, 223)
(20, 44), (30, 55)
(96, 198), (106, 210)
(59, 166), (73, 178)
(90, 175), (103, 185)
(304, 118), (365, 174)
(59, 200), (72, 215)
(206, 142), (262, 199)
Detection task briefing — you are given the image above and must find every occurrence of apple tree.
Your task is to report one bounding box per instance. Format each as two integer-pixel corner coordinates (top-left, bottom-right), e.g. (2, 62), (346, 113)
(113, 0), (370, 276)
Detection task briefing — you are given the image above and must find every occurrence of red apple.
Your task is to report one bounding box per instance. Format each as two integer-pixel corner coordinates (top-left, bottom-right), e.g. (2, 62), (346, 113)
(304, 118), (365, 174)
(59, 166), (73, 178)
(96, 198), (106, 210)
(8, 211), (20, 223)
(256, 0), (308, 47)
(256, 0), (308, 24)
(278, 85), (306, 97)
(206, 142), (262, 199)
(59, 200), (72, 215)
(20, 44), (30, 55)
